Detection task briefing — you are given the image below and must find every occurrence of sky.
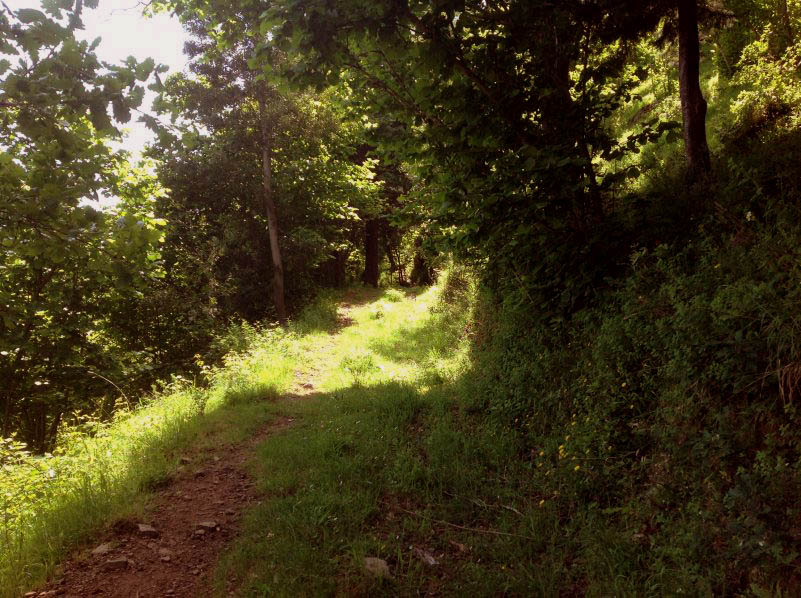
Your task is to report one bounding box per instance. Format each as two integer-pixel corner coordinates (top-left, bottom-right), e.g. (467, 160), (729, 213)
(6, 0), (190, 155)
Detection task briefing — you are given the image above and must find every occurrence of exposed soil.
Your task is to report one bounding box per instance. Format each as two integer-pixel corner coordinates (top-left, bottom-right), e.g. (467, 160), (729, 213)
(32, 417), (294, 598)
(29, 293), (377, 598)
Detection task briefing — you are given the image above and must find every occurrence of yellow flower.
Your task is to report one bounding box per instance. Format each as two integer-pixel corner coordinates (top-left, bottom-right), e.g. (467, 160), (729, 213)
(574, 465), (581, 471)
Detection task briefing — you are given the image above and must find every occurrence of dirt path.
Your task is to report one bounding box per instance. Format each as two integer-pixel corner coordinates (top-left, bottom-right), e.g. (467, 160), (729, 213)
(28, 292), (378, 598)
(32, 416), (293, 598)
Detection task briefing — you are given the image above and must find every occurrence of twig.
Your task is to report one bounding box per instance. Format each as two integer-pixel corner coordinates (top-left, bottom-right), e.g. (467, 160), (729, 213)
(87, 370), (132, 409)
(394, 505), (539, 541)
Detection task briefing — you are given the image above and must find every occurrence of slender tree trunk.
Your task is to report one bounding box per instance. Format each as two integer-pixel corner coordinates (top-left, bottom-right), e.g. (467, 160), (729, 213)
(258, 95), (287, 325)
(544, 39), (602, 228)
(410, 236), (434, 286)
(678, 0), (712, 180)
(778, 0), (795, 49)
(361, 218), (380, 288)
(384, 235), (398, 283)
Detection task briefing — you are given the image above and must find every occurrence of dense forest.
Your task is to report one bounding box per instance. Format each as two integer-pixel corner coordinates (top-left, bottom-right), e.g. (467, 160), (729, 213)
(3, 0), (801, 594)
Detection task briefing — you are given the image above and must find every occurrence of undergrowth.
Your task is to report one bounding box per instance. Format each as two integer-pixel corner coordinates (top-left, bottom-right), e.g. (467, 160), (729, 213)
(0, 315), (297, 596)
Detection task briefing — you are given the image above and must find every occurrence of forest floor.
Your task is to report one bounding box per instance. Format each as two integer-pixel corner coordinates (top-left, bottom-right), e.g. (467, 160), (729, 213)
(29, 285), (453, 598)
(28, 291), (374, 598)
(28, 280), (562, 597)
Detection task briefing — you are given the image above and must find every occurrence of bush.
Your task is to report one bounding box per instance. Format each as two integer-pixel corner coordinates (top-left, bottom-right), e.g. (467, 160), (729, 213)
(461, 164), (801, 592)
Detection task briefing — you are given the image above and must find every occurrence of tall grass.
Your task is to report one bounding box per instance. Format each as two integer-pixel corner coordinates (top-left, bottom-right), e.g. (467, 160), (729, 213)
(0, 318), (297, 597)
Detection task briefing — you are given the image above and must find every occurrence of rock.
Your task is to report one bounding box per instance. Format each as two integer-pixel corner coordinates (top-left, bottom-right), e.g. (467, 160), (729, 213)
(412, 547), (439, 567)
(104, 557), (130, 571)
(160, 556), (171, 563)
(448, 540), (468, 553)
(179, 456), (190, 464)
(23, 592), (37, 597)
(196, 521), (218, 531)
(192, 568), (201, 576)
(158, 548), (173, 557)
(363, 557), (391, 578)
(91, 543), (113, 556)
(137, 524), (159, 538)
(194, 529), (206, 537)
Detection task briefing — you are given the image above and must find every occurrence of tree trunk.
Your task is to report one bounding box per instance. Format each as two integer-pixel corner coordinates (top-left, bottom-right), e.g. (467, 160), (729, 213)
(678, 0), (711, 180)
(384, 234), (398, 283)
(410, 237), (434, 286)
(258, 95), (287, 325)
(778, 0), (795, 50)
(361, 218), (380, 288)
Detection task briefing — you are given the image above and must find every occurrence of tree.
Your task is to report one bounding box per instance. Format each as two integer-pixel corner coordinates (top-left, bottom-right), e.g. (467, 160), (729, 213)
(256, 90), (287, 323)
(148, 10), (380, 320)
(247, 0), (682, 308)
(0, 0), (165, 450)
(678, 0), (713, 178)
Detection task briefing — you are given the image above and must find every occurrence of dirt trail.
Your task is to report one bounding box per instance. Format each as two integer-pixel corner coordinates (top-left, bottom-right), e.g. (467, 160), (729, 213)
(30, 293), (374, 598)
(33, 417), (293, 598)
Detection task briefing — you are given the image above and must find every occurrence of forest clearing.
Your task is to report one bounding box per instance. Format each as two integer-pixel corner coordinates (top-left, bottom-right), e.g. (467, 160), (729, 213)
(4, 0), (801, 595)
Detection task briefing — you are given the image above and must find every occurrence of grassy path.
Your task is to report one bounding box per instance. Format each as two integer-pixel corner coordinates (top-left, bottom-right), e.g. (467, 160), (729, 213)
(18, 283), (470, 597)
(17, 278), (565, 597)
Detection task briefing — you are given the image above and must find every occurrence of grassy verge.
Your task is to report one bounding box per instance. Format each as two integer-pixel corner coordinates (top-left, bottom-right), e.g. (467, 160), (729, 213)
(0, 317), (298, 597)
(214, 273), (584, 596)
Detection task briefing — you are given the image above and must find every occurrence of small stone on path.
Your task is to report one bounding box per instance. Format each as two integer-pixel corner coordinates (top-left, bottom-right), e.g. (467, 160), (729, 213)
(91, 543), (112, 556)
(104, 558), (130, 572)
(196, 521), (218, 531)
(412, 547), (439, 566)
(363, 556), (391, 578)
(137, 524), (159, 538)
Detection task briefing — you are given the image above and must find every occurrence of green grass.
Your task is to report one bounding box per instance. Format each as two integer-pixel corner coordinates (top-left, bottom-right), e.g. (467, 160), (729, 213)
(211, 275), (592, 596)
(0, 314), (298, 597)
(0, 281), (472, 597)
(9, 270), (777, 596)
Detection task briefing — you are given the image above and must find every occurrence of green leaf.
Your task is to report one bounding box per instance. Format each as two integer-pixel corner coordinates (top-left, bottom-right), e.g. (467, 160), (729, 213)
(16, 8), (47, 23)
(135, 58), (155, 82)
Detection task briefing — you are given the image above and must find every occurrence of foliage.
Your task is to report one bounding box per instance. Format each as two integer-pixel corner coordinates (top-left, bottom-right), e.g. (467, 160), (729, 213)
(0, 1), (167, 451)
(729, 20), (801, 136)
(0, 301), (300, 597)
(145, 11), (382, 323)
(462, 147), (801, 592)
(236, 0), (692, 311)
